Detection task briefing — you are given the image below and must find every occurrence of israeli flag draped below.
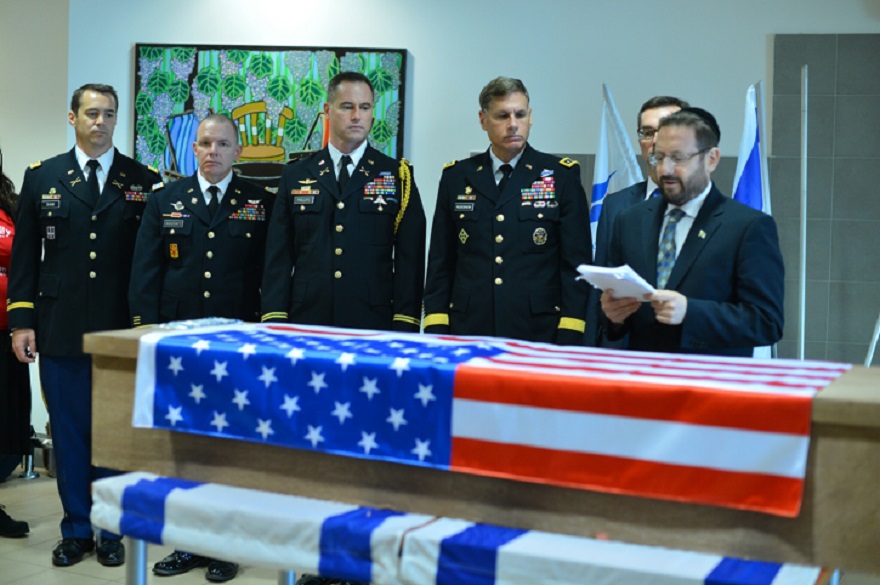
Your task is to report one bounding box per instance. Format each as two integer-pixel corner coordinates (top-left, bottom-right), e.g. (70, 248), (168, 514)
(732, 83), (771, 214)
(91, 472), (824, 585)
(590, 84), (643, 258)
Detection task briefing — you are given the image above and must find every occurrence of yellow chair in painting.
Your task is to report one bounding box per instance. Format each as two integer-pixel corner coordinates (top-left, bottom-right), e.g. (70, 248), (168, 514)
(231, 101), (294, 162)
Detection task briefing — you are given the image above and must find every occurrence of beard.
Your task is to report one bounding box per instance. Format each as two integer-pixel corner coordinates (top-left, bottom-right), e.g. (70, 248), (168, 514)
(659, 171), (710, 206)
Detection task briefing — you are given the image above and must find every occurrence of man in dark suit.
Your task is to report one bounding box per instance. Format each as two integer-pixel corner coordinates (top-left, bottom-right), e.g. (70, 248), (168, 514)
(8, 83), (159, 567)
(600, 108), (784, 356)
(130, 113), (269, 583)
(130, 114), (272, 328)
(587, 96), (688, 346)
(423, 77), (590, 345)
(261, 71), (425, 332)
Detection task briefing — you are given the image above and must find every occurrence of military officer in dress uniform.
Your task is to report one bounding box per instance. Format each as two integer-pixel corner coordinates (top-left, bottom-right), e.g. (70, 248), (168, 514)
(130, 114), (272, 328)
(129, 113), (271, 583)
(423, 77), (591, 345)
(7, 83), (159, 568)
(261, 71), (425, 332)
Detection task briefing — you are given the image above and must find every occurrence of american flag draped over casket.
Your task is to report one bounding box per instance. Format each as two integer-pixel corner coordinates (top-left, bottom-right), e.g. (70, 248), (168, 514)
(133, 323), (849, 517)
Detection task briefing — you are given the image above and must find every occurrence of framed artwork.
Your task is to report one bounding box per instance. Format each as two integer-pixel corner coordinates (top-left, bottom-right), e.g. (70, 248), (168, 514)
(133, 44), (407, 187)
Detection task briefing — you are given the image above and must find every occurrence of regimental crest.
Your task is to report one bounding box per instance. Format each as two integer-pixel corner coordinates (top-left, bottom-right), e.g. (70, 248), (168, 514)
(458, 228), (469, 245)
(533, 227), (548, 246)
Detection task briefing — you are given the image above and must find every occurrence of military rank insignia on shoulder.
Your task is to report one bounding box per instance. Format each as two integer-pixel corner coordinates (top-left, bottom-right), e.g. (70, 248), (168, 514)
(559, 157), (579, 168)
(443, 160), (457, 170)
(148, 165), (160, 174)
(29, 160), (42, 170)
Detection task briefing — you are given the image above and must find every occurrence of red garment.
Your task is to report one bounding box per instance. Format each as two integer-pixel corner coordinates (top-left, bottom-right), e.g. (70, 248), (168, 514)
(0, 207), (13, 329)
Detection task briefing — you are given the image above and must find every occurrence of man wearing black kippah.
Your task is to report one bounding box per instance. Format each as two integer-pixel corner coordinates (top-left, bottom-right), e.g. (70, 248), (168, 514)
(600, 108), (784, 356)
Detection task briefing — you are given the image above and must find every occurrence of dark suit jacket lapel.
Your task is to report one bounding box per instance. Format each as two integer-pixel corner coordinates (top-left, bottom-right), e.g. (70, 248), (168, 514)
(212, 176), (248, 228)
(59, 149), (95, 207)
(634, 198), (666, 286)
(94, 149), (130, 214)
(310, 147), (338, 200)
(466, 151), (498, 204)
(178, 175), (211, 224)
(665, 185), (724, 290)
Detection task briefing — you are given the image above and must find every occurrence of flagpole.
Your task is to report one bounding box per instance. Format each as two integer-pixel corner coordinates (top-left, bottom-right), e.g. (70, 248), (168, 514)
(798, 66), (809, 360)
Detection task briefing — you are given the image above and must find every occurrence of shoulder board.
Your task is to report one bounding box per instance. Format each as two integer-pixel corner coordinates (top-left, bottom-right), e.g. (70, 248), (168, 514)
(443, 160), (457, 170)
(29, 160), (42, 170)
(264, 186), (275, 194)
(152, 182), (165, 191)
(559, 157), (579, 168)
(148, 165), (159, 174)
(400, 157), (412, 166)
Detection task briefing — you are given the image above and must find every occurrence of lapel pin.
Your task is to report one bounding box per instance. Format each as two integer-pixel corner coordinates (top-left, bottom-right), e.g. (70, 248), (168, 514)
(70, 177), (82, 187)
(698, 229), (706, 239)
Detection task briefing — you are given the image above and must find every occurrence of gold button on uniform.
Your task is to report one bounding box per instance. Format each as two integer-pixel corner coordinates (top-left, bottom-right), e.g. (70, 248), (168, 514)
(335, 248), (343, 256)
(204, 291), (211, 298)
(334, 271), (342, 279)
(495, 256), (503, 264)
(89, 233), (96, 240)
(538, 213), (544, 219)
(204, 272), (212, 279)
(494, 277), (503, 285)
(89, 271), (96, 279)
(208, 231), (215, 239)
(495, 235), (503, 243)
(496, 214), (505, 222)
(337, 201), (345, 209)
(245, 233), (251, 238)
(91, 215), (97, 222)
(170, 229), (176, 234)
(335, 225), (344, 233)
(89, 252), (96, 260)
(206, 251), (213, 259)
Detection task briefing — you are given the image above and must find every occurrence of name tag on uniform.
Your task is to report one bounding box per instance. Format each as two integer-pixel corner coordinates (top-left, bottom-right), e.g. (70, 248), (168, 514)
(41, 200), (61, 210)
(293, 195), (315, 205)
(163, 219), (184, 228)
(455, 202), (475, 212)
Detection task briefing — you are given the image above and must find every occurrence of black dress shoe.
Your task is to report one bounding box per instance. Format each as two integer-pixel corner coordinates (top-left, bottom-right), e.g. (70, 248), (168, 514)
(153, 550), (209, 576)
(0, 507), (29, 538)
(206, 559), (239, 582)
(52, 538), (95, 567)
(96, 538), (125, 566)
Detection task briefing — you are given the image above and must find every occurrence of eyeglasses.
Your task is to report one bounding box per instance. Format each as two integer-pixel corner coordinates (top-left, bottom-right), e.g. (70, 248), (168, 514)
(648, 148), (709, 167)
(637, 127), (658, 141)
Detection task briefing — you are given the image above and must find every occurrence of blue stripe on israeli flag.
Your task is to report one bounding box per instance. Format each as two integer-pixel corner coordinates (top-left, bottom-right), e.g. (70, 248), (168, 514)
(706, 557), (782, 585)
(436, 524), (527, 585)
(119, 476), (202, 544)
(319, 508), (407, 582)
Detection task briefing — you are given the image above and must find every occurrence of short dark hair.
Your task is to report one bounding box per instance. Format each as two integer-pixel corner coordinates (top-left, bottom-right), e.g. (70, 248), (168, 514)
(70, 83), (119, 114)
(327, 71), (375, 103)
(479, 77), (529, 111)
(658, 108), (721, 150)
(199, 113), (239, 143)
(637, 96), (689, 130)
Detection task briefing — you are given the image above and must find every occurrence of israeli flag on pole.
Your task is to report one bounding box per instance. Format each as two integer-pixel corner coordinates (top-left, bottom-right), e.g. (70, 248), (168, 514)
(590, 84), (643, 259)
(733, 83), (771, 215)
(733, 83), (774, 359)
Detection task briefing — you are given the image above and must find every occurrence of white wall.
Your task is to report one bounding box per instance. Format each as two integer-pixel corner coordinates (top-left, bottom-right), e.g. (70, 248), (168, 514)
(1, 0), (69, 435)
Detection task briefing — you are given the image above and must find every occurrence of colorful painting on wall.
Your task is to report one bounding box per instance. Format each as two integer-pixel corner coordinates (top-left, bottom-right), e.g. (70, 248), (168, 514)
(133, 44), (407, 188)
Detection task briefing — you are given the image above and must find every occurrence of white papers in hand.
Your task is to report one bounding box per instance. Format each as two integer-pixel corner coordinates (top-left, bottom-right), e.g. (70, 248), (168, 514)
(576, 264), (656, 299)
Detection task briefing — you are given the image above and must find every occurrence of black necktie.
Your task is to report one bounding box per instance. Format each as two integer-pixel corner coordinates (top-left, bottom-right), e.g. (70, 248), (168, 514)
(338, 155), (352, 193)
(86, 159), (100, 206)
(207, 185), (220, 218)
(498, 163), (513, 193)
